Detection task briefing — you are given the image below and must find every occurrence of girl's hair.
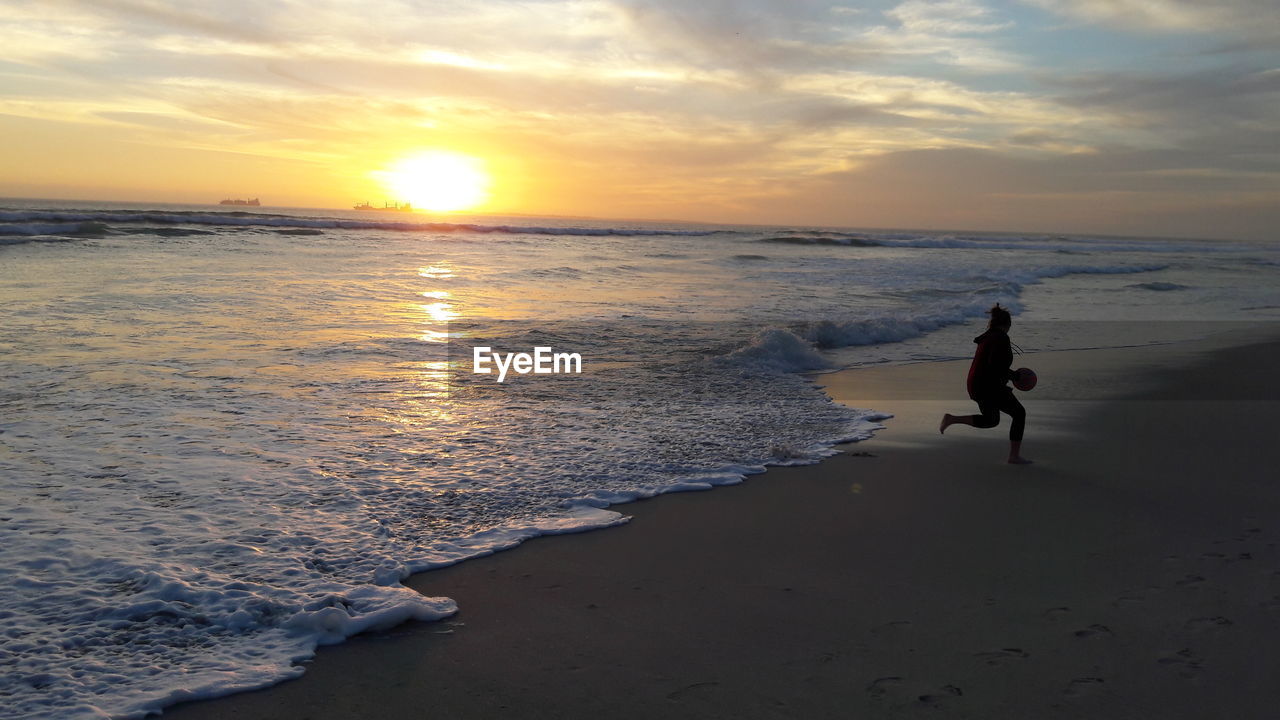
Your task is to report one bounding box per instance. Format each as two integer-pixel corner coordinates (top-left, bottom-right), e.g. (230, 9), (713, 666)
(987, 303), (1012, 329)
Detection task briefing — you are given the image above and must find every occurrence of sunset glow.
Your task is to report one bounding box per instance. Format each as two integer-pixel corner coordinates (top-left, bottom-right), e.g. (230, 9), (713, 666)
(0, 1), (1276, 238)
(376, 151), (491, 212)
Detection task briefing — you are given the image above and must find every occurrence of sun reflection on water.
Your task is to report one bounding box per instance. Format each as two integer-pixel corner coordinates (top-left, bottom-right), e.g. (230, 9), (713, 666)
(374, 360), (458, 431)
(420, 301), (457, 324)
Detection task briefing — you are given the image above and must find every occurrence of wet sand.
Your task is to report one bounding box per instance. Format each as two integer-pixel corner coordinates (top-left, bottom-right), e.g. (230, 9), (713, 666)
(166, 327), (1280, 719)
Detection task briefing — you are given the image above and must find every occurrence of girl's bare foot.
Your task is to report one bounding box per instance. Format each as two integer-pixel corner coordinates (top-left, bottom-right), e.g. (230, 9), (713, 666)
(1008, 456), (1033, 465)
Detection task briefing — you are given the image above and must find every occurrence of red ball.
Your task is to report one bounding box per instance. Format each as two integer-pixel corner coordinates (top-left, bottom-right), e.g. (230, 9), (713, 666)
(1013, 367), (1037, 391)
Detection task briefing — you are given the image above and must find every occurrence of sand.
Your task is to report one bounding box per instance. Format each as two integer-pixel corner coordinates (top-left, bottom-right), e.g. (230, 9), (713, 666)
(165, 326), (1280, 719)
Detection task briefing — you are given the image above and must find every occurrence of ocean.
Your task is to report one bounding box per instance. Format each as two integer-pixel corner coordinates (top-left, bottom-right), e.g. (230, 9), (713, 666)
(2, 199), (1277, 718)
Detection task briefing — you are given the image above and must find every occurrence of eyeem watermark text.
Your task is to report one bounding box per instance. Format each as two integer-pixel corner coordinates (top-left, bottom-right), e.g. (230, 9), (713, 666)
(473, 346), (582, 382)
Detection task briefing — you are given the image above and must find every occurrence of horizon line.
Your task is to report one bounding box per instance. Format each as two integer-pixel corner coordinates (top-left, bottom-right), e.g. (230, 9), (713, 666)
(0, 194), (1258, 245)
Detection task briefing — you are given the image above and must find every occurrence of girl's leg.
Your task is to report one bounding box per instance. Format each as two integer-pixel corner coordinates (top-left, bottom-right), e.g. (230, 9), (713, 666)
(940, 399), (1000, 434)
(1000, 394), (1030, 464)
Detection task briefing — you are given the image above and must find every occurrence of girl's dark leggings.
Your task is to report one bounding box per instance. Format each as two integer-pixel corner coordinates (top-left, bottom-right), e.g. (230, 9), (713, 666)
(969, 389), (1025, 442)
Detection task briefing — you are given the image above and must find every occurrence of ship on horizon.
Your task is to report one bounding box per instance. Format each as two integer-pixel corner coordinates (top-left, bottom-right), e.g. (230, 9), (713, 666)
(219, 198), (260, 206)
(354, 201), (413, 211)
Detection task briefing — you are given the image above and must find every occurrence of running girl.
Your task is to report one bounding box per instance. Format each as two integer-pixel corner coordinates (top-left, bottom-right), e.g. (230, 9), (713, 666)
(939, 304), (1031, 464)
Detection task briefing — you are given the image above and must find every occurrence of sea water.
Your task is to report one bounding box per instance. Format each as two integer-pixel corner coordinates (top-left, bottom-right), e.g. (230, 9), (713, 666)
(2, 200), (1277, 718)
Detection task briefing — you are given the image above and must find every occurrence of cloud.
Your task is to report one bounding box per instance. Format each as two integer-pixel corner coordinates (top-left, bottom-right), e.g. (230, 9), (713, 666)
(0, 0), (1276, 238)
(609, 0), (884, 89)
(40, 0), (279, 44)
(1024, 0), (1280, 45)
(887, 0), (1012, 35)
(743, 146), (1280, 239)
(1043, 65), (1280, 161)
(861, 0), (1022, 71)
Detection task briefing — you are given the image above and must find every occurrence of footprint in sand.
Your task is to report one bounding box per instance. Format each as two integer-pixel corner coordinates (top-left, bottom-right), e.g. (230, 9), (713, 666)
(1043, 606), (1072, 620)
(1174, 574), (1206, 587)
(1113, 586), (1164, 606)
(1073, 624), (1114, 639)
(1064, 677), (1106, 697)
(867, 677), (963, 706)
(1158, 648), (1205, 678)
(666, 681), (719, 701)
(870, 620), (913, 635)
(917, 685), (964, 705)
(973, 648), (1030, 666)
(1199, 550), (1251, 562)
(1183, 616), (1232, 633)
(1230, 521), (1264, 543)
(865, 676), (904, 699)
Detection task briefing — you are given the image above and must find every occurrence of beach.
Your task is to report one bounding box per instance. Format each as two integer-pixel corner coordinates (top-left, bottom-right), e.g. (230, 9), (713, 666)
(9, 206), (1278, 718)
(5, 0), (1280, 713)
(6, 2), (1279, 716)
(163, 326), (1280, 719)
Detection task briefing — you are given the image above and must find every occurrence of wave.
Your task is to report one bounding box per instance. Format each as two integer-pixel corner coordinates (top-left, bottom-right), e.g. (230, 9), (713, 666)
(718, 262), (1166, 372)
(722, 303), (1016, 374)
(0, 221), (109, 241)
(1129, 281), (1189, 291)
(987, 262), (1167, 286)
(759, 235), (880, 247)
(759, 231), (1224, 254)
(0, 210), (726, 239)
(719, 327), (833, 372)
(1241, 256), (1280, 267)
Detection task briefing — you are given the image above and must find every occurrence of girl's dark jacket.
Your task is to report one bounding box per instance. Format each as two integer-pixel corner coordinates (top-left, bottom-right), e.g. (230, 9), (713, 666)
(967, 328), (1018, 400)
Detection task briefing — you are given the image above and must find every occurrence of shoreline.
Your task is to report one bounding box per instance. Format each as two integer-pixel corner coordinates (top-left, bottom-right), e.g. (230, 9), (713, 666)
(165, 326), (1280, 719)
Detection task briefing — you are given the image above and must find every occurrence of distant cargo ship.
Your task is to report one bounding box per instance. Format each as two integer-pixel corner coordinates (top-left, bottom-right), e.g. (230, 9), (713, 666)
(220, 198), (260, 206)
(354, 201), (413, 211)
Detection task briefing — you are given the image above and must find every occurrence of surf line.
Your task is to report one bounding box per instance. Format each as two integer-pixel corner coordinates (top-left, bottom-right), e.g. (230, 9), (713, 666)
(472, 346), (583, 382)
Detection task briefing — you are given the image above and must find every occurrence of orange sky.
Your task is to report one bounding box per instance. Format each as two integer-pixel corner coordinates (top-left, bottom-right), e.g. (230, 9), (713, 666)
(1, 0), (1277, 239)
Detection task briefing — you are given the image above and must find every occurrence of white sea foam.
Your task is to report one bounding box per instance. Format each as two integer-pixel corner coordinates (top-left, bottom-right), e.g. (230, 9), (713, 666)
(721, 327), (833, 371)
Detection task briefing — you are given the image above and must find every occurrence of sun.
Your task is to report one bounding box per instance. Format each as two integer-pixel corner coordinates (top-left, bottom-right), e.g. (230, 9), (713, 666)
(375, 151), (490, 212)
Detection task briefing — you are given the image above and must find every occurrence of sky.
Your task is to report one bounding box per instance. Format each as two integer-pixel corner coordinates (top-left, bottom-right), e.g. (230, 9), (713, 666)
(0, 0), (1277, 239)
